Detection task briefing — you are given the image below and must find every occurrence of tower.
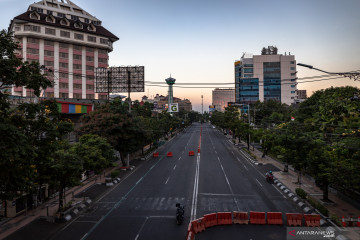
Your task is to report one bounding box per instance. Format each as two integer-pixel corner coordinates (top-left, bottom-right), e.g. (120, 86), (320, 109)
(165, 76), (176, 107)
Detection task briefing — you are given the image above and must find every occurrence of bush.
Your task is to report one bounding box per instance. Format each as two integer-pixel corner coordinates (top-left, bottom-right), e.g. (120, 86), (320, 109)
(111, 170), (120, 179)
(307, 196), (329, 217)
(295, 188), (307, 199)
(330, 215), (341, 226)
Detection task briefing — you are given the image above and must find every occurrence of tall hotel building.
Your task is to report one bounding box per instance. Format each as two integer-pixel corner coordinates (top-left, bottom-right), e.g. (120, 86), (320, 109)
(212, 88), (235, 112)
(8, 0), (119, 99)
(235, 47), (297, 105)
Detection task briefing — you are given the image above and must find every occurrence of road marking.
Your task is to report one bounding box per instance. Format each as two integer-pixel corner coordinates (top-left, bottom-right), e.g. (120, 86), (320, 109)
(255, 178), (263, 187)
(173, 165), (176, 170)
(214, 150), (217, 154)
(165, 177), (170, 184)
(190, 127), (202, 221)
(243, 165), (248, 171)
(272, 185), (287, 199)
(178, 157), (181, 161)
(135, 217), (148, 240)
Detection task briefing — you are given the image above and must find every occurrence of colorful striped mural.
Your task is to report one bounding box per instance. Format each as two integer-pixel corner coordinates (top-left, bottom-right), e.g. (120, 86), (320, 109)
(57, 101), (93, 114)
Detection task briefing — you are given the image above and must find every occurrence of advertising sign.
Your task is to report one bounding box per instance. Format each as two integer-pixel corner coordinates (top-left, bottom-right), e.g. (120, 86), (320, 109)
(168, 103), (179, 112)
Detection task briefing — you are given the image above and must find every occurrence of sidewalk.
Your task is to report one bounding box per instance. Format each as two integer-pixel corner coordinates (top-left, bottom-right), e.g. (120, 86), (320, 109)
(0, 162), (121, 240)
(244, 143), (360, 220)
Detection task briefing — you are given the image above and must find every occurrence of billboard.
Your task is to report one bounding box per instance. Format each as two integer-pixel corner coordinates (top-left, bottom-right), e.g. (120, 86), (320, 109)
(168, 103), (179, 113)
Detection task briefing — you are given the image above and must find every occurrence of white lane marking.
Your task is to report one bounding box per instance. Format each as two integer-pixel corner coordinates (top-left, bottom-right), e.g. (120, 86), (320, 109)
(173, 165), (176, 170)
(272, 185), (287, 199)
(215, 150), (217, 154)
(135, 217), (148, 240)
(243, 165), (249, 171)
(190, 153), (200, 221)
(178, 157), (182, 161)
(255, 178), (263, 187)
(165, 177), (170, 184)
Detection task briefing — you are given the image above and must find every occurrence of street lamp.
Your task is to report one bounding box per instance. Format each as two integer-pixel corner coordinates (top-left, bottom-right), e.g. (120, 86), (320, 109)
(297, 63), (360, 81)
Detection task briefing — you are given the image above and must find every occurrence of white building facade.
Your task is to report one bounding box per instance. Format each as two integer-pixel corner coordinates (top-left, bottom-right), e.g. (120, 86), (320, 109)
(8, 0), (119, 99)
(212, 88), (235, 112)
(235, 48), (297, 105)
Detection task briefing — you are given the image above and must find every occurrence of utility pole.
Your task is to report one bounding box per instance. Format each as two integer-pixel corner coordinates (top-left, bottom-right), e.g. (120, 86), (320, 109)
(248, 104), (251, 150)
(201, 95), (203, 114)
(127, 68), (131, 113)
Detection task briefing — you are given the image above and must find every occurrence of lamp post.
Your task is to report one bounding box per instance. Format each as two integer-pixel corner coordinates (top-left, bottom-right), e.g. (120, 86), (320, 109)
(297, 63), (360, 81)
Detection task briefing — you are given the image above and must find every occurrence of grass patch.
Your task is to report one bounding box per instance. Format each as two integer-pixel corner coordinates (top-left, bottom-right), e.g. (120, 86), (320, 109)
(295, 188), (308, 199)
(307, 196), (329, 217)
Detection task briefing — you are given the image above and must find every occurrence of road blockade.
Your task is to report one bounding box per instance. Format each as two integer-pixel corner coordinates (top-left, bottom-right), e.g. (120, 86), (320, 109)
(358, 216), (360, 227)
(203, 213), (217, 228)
(191, 218), (206, 233)
(167, 152), (173, 157)
(189, 151), (195, 156)
(217, 212), (232, 225)
(250, 211), (266, 224)
(153, 152), (159, 157)
(197, 147), (200, 153)
(304, 214), (320, 227)
(267, 212), (283, 225)
(286, 213), (303, 226)
(186, 223), (195, 240)
(233, 212), (249, 224)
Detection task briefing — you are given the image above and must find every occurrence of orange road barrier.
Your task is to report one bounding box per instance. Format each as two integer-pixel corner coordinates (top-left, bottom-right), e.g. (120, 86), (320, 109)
(186, 223), (195, 240)
(153, 152), (159, 157)
(233, 212), (249, 224)
(286, 213), (303, 226)
(197, 147), (200, 153)
(250, 211), (266, 225)
(267, 212), (283, 225)
(304, 214), (321, 227)
(357, 216), (360, 227)
(217, 212), (232, 225)
(167, 152), (173, 157)
(203, 213), (217, 228)
(191, 218), (206, 234)
(189, 151), (195, 156)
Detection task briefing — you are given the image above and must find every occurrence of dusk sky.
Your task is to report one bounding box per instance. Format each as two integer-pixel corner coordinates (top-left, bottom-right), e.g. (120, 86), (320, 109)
(1, 0), (359, 112)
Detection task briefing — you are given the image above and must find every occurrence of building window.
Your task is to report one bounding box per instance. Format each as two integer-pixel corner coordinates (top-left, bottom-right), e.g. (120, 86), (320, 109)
(30, 12), (40, 20)
(59, 42), (69, 48)
(44, 60), (54, 68)
(45, 28), (56, 35)
(27, 37), (39, 44)
(86, 47), (94, 52)
(59, 62), (68, 69)
(59, 83), (69, 89)
(44, 40), (54, 46)
(86, 84), (94, 90)
(45, 92), (54, 98)
(57, 13), (64, 18)
(291, 79), (296, 82)
(291, 85), (296, 88)
(60, 19), (70, 26)
(100, 38), (108, 45)
(87, 25), (96, 32)
(74, 33), (84, 40)
(290, 61), (295, 64)
(24, 25), (41, 32)
(74, 22), (83, 29)
(60, 5), (71, 11)
(290, 67), (296, 70)
(45, 15), (55, 23)
(59, 52), (68, 58)
(73, 45), (82, 51)
(27, 48), (39, 55)
(86, 56), (94, 62)
(73, 54), (82, 60)
(98, 49), (107, 55)
(87, 75), (94, 81)
(88, 36), (96, 42)
(244, 68), (253, 73)
(60, 93), (69, 98)
(86, 94), (94, 99)
(73, 64), (82, 70)
(244, 74), (253, 78)
(44, 50), (54, 56)
(244, 64), (253, 67)
(73, 93), (82, 99)
(60, 30), (70, 38)
(73, 83), (82, 89)
(291, 73), (296, 76)
(86, 66), (94, 71)
(59, 72), (68, 78)
(71, 15), (79, 21)
(74, 74), (82, 80)
(291, 91), (296, 94)
(84, 18), (89, 23)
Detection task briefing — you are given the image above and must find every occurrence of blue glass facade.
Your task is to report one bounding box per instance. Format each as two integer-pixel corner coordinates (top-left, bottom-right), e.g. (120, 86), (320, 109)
(263, 62), (281, 102)
(237, 78), (259, 103)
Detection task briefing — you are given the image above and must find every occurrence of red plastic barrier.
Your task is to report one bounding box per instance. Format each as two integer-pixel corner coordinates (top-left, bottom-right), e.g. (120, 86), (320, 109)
(203, 213), (217, 228)
(186, 223), (195, 239)
(286, 213), (303, 226)
(357, 216), (360, 227)
(198, 147), (200, 153)
(191, 218), (205, 234)
(233, 212), (249, 224)
(153, 152), (159, 157)
(267, 212), (283, 225)
(217, 212), (232, 225)
(304, 214), (320, 227)
(189, 151), (195, 156)
(167, 152), (173, 157)
(250, 211), (266, 224)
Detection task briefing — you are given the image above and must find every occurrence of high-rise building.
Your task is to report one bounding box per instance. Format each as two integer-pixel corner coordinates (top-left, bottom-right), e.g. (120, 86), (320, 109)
(8, 0), (119, 99)
(235, 46), (297, 105)
(212, 88), (235, 112)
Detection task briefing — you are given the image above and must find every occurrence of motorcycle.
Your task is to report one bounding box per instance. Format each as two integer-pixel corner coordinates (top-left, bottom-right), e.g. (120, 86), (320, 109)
(176, 203), (185, 225)
(266, 174), (274, 183)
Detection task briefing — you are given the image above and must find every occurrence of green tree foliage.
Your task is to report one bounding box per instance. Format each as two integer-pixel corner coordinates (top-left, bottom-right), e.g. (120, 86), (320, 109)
(73, 134), (115, 174)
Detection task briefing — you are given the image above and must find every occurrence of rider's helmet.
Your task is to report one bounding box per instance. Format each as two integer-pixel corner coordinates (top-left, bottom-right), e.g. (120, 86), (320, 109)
(269, 171), (272, 174)
(176, 203), (180, 207)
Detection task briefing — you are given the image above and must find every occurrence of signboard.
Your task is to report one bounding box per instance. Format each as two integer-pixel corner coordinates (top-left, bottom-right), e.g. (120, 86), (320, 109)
(168, 103), (178, 113)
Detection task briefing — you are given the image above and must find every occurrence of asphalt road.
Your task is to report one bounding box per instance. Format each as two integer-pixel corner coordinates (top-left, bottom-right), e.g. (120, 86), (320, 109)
(48, 122), (302, 240)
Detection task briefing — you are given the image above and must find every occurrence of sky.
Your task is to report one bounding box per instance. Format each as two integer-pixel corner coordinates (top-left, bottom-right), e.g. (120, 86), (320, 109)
(1, 0), (360, 112)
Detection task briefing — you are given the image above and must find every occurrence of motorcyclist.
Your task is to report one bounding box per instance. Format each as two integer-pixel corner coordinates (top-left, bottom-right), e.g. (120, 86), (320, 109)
(265, 171), (273, 180)
(176, 203), (185, 225)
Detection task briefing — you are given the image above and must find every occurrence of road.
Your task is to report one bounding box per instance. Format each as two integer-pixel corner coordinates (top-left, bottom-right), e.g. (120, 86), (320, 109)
(50, 123), (301, 240)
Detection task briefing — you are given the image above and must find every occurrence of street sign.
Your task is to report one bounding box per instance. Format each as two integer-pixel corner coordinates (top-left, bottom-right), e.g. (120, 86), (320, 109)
(168, 103), (178, 112)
